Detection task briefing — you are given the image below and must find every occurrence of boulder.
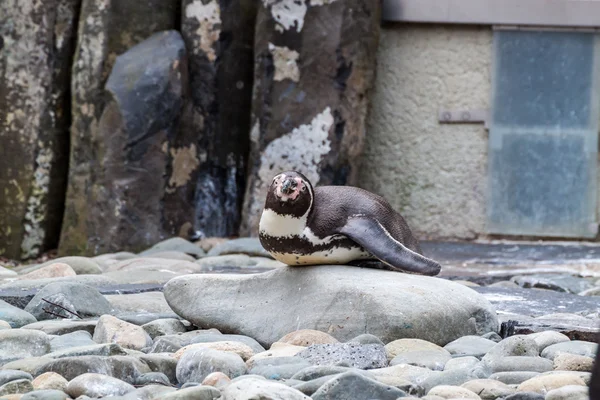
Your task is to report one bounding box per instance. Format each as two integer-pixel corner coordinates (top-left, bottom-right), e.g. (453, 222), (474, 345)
(240, 0), (382, 235)
(0, 0), (79, 260)
(180, 0), (257, 238)
(164, 265), (498, 347)
(59, 0), (179, 256)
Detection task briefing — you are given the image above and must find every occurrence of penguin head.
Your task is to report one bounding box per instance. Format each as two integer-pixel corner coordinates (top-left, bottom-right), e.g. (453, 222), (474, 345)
(265, 171), (313, 217)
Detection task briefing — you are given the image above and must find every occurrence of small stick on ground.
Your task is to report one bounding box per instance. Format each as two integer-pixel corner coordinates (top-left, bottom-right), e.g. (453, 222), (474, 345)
(41, 298), (82, 319)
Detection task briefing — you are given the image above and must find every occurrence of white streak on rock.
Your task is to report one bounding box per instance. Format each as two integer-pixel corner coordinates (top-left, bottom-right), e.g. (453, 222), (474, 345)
(268, 43), (300, 82)
(185, 0), (221, 62)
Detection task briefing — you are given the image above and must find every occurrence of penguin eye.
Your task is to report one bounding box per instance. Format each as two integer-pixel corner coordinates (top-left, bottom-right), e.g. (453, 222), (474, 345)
(301, 186), (306, 192)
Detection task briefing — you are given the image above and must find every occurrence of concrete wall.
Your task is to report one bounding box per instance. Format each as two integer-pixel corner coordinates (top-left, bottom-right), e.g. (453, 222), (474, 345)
(358, 24), (493, 240)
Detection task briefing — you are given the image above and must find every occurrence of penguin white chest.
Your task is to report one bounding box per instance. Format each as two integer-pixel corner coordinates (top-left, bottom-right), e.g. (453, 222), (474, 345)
(258, 209), (369, 265)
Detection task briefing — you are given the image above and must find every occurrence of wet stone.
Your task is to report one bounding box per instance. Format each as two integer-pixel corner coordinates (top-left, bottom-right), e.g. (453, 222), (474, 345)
(297, 343), (387, 369)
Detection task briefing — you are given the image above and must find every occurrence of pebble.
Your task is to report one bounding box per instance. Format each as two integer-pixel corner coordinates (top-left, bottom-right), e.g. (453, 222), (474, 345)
(544, 384), (590, 400)
(0, 299), (37, 328)
(16, 263), (76, 281)
(34, 355), (151, 382)
(553, 352), (595, 371)
(174, 341), (255, 361)
(385, 338), (448, 359)
(49, 330), (95, 352)
(66, 373), (135, 398)
(220, 376), (307, 399)
(461, 379), (516, 399)
(93, 315), (153, 350)
(444, 356), (480, 371)
(176, 348), (247, 384)
(0, 330), (49, 364)
(202, 372), (231, 388)
(24, 282), (113, 321)
(161, 385), (221, 399)
(540, 340), (598, 360)
(427, 385), (481, 399)
(278, 329), (338, 346)
(195, 254), (256, 270)
(346, 333), (384, 345)
(312, 371), (407, 400)
(0, 379), (34, 396)
(517, 372), (586, 393)
(21, 389), (70, 400)
(142, 318), (187, 339)
(527, 330), (570, 351)
(207, 238), (272, 258)
(0, 370), (33, 386)
(31, 372), (67, 391)
(248, 356), (312, 380)
(390, 349), (452, 371)
(137, 353), (178, 384)
(139, 237), (206, 258)
(135, 371), (171, 386)
(488, 371), (541, 385)
(247, 342), (306, 366)
(105, 292), (173, 314)
(296, 343), (388, 369)
(502, 393), (545, 400)
(444, 336), (498, 358)
(488, 356), (553, 373)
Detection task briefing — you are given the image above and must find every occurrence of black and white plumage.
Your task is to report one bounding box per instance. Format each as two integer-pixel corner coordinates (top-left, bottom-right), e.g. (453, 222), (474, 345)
(258, 171), (442, 276)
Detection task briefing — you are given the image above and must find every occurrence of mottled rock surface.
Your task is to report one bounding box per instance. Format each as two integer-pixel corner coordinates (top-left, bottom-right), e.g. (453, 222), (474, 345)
(59, 0), (179, 256)
(165, 265), (498, 347)
(240, 0), (382, 234)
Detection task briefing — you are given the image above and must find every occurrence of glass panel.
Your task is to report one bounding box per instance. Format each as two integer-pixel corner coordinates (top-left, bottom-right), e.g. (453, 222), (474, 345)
(487, 30), (599, 238)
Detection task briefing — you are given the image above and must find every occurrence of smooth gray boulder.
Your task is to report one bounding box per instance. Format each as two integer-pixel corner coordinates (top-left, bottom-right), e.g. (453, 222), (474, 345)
(24, 282), (113, 321)
(164, 266), (499, 347)
(0, 299), (37, 328)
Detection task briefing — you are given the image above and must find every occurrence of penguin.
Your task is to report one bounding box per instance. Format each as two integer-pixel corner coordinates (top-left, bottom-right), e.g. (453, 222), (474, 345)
(258, 170), (442, 276)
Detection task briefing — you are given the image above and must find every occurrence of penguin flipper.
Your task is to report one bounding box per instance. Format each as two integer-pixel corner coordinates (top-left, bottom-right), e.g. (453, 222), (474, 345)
(338, 216), (442, 276)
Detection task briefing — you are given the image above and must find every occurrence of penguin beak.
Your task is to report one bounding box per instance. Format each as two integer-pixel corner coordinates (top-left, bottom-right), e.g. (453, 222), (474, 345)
(281, 178), (295, 195)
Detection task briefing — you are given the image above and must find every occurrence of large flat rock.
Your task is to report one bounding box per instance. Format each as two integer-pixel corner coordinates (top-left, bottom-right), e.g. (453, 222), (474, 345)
(164, 266), (499, 347)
